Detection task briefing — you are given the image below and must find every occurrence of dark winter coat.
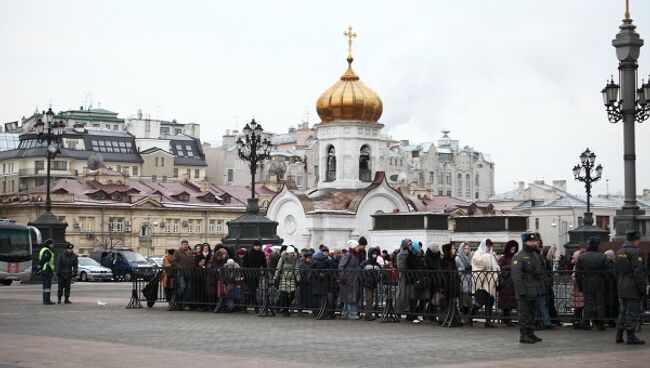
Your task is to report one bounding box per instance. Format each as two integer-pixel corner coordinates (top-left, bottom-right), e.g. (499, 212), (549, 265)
(576, 246), (608, 294)
(615, 241), (647, 299)
(311, 254), (335, 296)
(497, 255), (517, 310)
(440, 250), (460, 299)
(360, 258), (381, 289)
(423, 247), (443, 293)
(56, 252), (78, 279)
(244, 248), (267, 269)
(511, 243), (544, 301)
(339, 248), (361, 304)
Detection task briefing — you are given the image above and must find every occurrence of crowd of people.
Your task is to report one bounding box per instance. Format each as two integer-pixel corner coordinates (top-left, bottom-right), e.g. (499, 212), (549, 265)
(154, 231), (647, 345)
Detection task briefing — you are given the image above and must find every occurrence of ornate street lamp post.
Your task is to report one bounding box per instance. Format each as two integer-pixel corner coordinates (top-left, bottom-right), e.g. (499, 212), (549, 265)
(33, 107), (66, 214)
(28, 107), (69, 282)
(601, 1), (649, 237)
(572, 148), (603, 226)
(222, 119), (282, 250)
(235, 119), (272, 214)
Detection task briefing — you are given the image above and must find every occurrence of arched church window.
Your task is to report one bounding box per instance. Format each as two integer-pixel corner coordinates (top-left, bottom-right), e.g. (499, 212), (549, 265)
(326, 145), (336, 182)
(465, 173), (471, 198)
(457, 173), (462, 197)
(359, 145), (371, 182)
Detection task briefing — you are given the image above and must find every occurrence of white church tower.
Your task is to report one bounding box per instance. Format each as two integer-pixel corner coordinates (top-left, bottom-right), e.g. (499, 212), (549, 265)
(315, 26), (385, 190)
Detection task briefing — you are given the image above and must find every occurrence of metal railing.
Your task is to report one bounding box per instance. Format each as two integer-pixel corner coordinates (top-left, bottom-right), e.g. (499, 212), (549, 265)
(126, 267), (648, 326)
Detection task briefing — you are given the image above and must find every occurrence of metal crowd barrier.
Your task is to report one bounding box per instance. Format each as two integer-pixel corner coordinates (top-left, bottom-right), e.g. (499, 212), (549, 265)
(126, 267), (649, 326)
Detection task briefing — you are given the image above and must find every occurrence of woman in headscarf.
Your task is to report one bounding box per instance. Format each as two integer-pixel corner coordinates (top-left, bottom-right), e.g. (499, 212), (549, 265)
(440, 243), (463, 327)
(603, 249), (619, 327)
(497, 240), (518, 326)
(455, 243), (473, 324)
(471, 238), (500, 328)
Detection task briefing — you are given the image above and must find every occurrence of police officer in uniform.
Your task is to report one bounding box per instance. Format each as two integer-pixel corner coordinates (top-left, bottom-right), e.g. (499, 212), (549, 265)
(37, 239), (56, 305)
(615, 230), (647, 345)
(56, 244), (78, 304)
(511, 232), (545, 344)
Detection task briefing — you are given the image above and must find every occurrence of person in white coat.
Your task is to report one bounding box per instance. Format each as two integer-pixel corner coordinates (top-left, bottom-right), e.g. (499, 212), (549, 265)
(471, 239), (501, 328)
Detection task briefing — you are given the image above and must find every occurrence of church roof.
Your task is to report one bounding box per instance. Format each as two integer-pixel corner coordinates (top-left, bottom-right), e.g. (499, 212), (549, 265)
(282, 172), (405, 215)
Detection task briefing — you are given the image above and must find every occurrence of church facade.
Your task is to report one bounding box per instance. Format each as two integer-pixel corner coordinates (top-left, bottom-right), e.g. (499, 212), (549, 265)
(267, 29), (412, 247)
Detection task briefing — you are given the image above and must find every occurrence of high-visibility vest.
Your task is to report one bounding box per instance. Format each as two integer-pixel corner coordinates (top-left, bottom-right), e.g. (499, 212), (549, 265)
(39, 247), (55, 271)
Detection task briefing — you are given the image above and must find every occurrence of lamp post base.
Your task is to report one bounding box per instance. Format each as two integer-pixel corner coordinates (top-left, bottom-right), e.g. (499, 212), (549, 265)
(613, 207), (648, 241)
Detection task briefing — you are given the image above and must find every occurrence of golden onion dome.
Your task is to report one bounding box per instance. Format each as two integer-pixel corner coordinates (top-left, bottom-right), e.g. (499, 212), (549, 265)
(316, 29), (383, 124)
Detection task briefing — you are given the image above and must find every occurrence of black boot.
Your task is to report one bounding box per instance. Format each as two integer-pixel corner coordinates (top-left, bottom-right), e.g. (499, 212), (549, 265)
(626, 330), (645, 345)
(64, 297), (71, 304)
(57, 296), (62, 304)
(484, 308), (497, 328)
(527, 328), (542, 342)
(43, 292), (54, 305)
(616, 329), (624, 344)
(520, 329), (536, 344)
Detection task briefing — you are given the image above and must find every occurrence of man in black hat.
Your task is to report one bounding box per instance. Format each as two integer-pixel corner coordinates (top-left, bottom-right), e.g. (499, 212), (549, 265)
(511, 231), (545, 344)
(614, 230), (646, 344)
(56, 244), (78, 304)
(575, 236), (608, 330)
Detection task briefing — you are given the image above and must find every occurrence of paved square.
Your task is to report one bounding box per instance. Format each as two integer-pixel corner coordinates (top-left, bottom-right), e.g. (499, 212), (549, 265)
(0, 282), (648, 368)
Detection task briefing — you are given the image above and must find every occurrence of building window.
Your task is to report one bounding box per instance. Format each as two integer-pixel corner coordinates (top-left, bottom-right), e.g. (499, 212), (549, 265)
(438, 190), (443, 196)
(173, 168), (179, 178)
(151, 175), (157, 182)
(475, 173), (479, 187)
(165, 219), (180, 233)
(194, 169), (200, 179)
(429, 171), (434, 184)
(79, 216), (95, 232)
(465, 174), (471, 198)
(155, 157), (159, 167)
(186, 169), (191, 177)
(139, 225), (151, 239)
(535, 218), (540, 230)
(596, 215), (610, 230)
(132, 166), (138, 176)
(227, 169), (233, 183)
(446, 190), (452, 197)
(446, 173), (451, 185)
(95, 192), (106, 200)
(161, 157), (165, 167)
(209, 220), (216, 234)
(457, 173), (462, 197)
(108, 217), (125, 232)
(326, 145), (336, 182)
(216, 219), (224, 234)
(359, 145), (371, 182)
(35, 161), (45, 172)
(187, 219), (201, 233)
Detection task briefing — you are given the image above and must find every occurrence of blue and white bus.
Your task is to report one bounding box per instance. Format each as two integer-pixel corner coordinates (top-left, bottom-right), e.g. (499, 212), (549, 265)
(0, 220), (42, 285)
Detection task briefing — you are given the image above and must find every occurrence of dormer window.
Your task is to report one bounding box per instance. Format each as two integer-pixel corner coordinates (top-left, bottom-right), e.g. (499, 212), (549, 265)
(95, 192), (106, 200)
(222, 193), (231, 203)
(112, 192), (123, 201)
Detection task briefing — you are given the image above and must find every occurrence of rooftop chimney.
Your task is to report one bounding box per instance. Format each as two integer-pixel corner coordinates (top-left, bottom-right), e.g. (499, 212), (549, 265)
(552, 180), (567, 192)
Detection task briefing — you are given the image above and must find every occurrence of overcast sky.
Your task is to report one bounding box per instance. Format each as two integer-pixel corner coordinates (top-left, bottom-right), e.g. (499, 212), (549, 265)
(1, 1), (649, 196)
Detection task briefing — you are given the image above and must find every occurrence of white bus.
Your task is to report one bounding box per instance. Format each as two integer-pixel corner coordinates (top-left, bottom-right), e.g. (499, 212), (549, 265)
(0, 220), (42, 285)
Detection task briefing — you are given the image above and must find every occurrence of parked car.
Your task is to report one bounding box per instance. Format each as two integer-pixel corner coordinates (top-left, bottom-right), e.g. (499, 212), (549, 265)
(89, 250), (151, 282)
(147, 257), (163, 267)
(75, 257), (113, 282)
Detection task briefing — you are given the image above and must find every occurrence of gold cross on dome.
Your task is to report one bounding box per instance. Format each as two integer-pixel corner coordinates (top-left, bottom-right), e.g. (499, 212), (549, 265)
(343, 26), (356, 55)
(625, 0), (630, 19)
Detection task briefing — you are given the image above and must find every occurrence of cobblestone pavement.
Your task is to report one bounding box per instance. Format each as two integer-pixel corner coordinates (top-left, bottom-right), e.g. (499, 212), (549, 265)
(0, 282), (648, 368)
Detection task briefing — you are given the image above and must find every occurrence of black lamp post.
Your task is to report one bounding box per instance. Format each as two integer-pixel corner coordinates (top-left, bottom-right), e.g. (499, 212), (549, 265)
(27, 107), (69, 283)
(34, 107), (66, 213)
(235, 119), (272, 214)
(601, 3), (649, 237)
(572, 148), (603, 226)
(221, 119), (282, 249)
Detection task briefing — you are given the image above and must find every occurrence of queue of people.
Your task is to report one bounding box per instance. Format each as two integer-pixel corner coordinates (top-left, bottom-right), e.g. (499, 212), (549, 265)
(157, 231), (647, 345)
